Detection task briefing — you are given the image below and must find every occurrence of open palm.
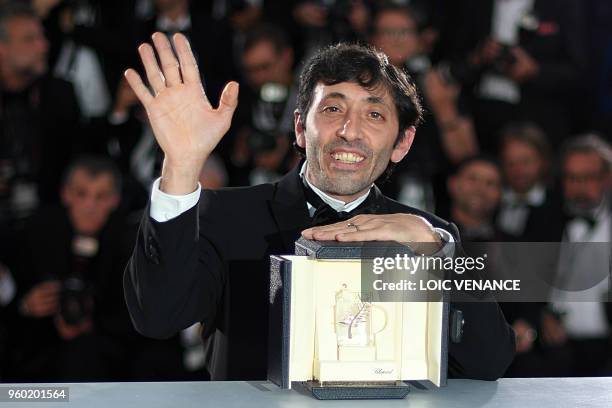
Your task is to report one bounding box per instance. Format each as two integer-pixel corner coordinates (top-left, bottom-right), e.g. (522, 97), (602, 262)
(125, 32), (238, 172)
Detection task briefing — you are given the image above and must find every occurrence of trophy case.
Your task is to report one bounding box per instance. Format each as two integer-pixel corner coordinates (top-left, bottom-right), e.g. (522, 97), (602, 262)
(268, 238), (449, 400)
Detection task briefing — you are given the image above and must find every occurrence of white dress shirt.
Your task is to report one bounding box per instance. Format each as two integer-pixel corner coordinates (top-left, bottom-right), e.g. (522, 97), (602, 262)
(551, 199), (611, 338)
(497, 183), (546, 236)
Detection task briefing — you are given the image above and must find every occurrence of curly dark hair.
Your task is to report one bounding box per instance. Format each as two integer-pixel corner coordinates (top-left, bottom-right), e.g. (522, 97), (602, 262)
(294, 42), (424, 180)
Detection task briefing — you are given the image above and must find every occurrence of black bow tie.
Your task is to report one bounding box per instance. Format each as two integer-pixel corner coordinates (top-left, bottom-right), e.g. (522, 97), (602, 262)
(302, 181), (381, 227)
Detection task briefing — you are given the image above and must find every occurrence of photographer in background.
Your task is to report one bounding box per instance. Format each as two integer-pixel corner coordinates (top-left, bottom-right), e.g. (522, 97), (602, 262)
(443, 0), (588, 152)
(6, 156), (182, 381)
(228, 24), (300, 186)
(0, 3), (81, 221)
(7, 155), (127, 380)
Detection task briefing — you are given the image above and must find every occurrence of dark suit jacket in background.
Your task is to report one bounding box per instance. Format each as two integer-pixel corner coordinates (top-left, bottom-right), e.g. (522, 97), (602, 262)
(124, 164), (515, 380)
(0, 76), (81, 207)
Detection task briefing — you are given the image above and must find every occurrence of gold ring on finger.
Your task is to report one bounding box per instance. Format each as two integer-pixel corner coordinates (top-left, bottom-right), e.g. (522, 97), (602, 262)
(347, 222), (359, 231)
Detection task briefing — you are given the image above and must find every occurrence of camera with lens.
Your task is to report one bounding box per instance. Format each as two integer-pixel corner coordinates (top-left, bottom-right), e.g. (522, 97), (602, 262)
(247, 82), (293, 154)
(60, 276), (93, 325)
(436, 60), (480, 87)
(247, 130), (279, 153)
(326, 0), (353, 20)
(437, 12), (539, 86)
(327, 0), (354, 39)
(59, 236), (97, 325)
(491, 43), (517, 75)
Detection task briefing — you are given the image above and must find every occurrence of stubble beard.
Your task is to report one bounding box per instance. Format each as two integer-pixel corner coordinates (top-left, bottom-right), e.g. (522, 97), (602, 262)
(305, 142), (387, 197)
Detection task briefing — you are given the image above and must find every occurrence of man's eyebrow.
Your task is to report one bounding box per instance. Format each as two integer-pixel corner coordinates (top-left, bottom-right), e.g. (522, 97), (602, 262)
(320, 92), (347, 102)
(365, 95), (388, 106)
(365, 95), (395, 113)
(320, 93), (389, 107)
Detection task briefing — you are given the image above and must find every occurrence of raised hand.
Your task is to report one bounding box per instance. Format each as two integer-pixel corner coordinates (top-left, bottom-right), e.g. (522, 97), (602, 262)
(124, 32), (239, 194)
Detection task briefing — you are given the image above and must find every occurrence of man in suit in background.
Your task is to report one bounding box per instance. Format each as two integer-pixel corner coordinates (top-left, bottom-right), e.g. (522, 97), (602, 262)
(123, 33), (515, 381)
(497, 121), (562, 241)
(547, 134), (612, 376)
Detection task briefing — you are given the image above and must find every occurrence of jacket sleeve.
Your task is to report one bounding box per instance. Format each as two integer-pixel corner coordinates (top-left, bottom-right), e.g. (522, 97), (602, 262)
(123, 198), (226, 339)
(448, 301), (516, 380)
(446, 223), (516, 380)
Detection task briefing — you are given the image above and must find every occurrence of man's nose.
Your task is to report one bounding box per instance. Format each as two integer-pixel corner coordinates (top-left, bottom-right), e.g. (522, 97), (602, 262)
(81, 195), (98, 209)
(336, 114), (361, 141)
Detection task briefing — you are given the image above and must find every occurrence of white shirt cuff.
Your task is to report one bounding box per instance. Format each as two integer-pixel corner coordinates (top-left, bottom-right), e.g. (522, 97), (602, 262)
(149, 177), (201, 222)
(434, 227), (455, 244)
(433, 227), (456, 258)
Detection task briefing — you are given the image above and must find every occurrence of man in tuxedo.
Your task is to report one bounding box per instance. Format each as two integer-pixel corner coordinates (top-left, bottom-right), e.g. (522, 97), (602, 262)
(497, 121), (562, 241)
(123, 33), (515, 380)
(546, 134), (612, 375)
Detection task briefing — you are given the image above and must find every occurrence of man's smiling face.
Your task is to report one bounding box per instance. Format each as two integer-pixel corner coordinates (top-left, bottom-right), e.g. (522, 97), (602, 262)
(295, 81), (414, 201)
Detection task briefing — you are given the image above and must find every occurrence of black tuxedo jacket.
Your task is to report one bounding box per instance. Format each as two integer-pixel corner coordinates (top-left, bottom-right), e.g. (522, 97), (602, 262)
(124, 165), (515, 380)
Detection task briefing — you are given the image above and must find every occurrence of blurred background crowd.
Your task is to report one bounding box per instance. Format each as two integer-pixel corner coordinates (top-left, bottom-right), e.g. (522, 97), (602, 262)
(0, 0), (611, 382)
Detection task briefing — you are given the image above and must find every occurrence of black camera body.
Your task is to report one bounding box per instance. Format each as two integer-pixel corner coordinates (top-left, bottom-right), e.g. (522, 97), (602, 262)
(60, 276), (93, 325)
(491, 43), (517, 75)
(59, 236), (98, 325)
(247, 83), (293, 154)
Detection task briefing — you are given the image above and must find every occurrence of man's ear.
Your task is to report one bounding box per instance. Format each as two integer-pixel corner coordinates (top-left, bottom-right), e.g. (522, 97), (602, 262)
(390, 126), (416, 163)
(294, 110), (306, 149)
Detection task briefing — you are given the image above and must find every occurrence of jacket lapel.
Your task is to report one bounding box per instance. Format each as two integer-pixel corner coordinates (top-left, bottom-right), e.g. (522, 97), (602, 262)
(369, 184), (388, 214)
(268, 163), (311, 253)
